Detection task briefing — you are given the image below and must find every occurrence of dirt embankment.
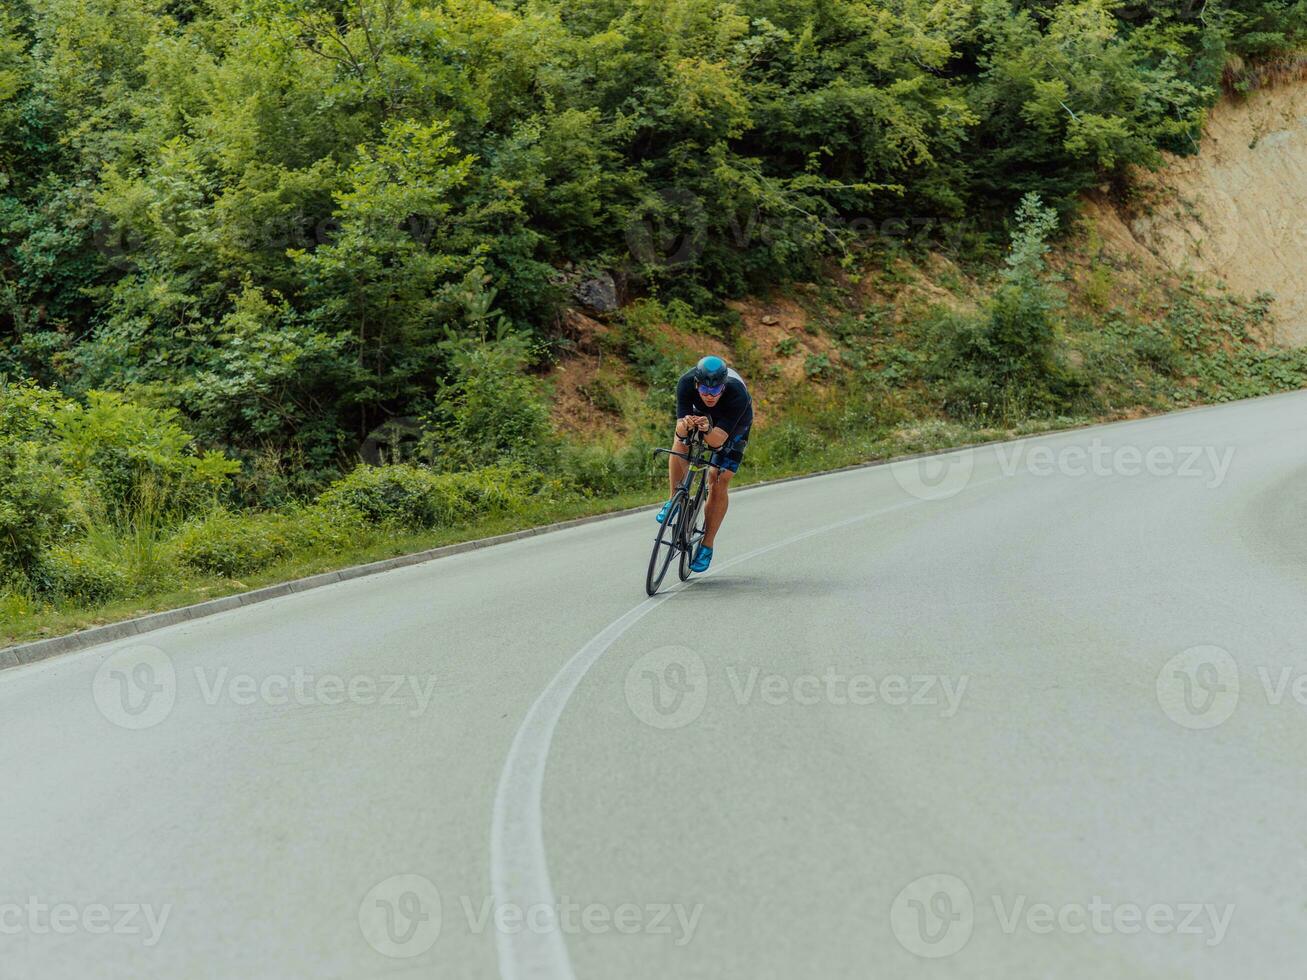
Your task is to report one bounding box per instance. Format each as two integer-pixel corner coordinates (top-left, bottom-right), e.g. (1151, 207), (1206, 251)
(1115, 80), (1307, 344)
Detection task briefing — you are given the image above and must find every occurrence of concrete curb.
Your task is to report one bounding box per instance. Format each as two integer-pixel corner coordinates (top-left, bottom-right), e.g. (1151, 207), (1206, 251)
(0, 392), (1280, 672)
(0, 501), (658, 670)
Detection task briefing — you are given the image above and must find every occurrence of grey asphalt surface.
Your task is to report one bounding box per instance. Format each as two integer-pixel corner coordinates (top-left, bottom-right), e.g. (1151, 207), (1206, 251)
(3, 392), (1307, 978)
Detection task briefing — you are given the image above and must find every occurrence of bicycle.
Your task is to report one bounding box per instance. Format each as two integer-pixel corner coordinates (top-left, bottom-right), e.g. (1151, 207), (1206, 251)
(646, 428), (714, 595)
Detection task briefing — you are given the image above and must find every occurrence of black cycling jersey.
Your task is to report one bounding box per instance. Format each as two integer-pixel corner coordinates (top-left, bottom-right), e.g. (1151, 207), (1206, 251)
(674, 367), (753, 436)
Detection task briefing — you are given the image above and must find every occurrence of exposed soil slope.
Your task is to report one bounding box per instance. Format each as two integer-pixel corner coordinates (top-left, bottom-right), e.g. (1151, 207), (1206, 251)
(1123, 80), (1307, 343)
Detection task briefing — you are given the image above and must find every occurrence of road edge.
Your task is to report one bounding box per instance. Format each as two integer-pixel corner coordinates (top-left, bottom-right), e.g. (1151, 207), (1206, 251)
(0, 392), (1286, 671)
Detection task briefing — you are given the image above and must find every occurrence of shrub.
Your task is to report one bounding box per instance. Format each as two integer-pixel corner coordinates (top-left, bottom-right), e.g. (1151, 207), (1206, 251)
(0, 382), (66, 442)
(172, 510), (304, 578)
(615, 300), (699, 389)
(804, 353), (834, 379)
(937, 368), (1000, 420)
(460, 465), (552, 515)
(0, 587), (39, 624)
(318, 464), (475, 530)
(920, 196), (1074, 419)
(54, 392), (239, 528)
(561, 445), (625, 498)
(172, 506), (364, 578)
(0, 383), (73, 575)
(423, 334), (557, 473)
(1131, 324), (1184, 376)
(560, 440), (660, 498)
(0, 444), (70, 576)
(317, 463), (549, 531)
(749, 420), (815, 472)
(34, 545), (131, 605)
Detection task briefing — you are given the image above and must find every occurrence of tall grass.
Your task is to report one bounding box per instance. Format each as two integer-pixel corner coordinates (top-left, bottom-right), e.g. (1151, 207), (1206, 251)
(60, 473), (180, 600)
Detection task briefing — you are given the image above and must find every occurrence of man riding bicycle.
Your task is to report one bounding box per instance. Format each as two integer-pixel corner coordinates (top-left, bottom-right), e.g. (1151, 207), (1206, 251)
(656, 355), (754, 573)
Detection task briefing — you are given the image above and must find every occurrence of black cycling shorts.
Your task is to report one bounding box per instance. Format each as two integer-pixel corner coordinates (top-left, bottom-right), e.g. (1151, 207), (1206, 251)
(710, 427), (750, 473)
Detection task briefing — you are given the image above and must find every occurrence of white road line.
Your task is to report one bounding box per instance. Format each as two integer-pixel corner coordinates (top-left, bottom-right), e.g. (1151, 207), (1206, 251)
(490, 470), (1000, 980)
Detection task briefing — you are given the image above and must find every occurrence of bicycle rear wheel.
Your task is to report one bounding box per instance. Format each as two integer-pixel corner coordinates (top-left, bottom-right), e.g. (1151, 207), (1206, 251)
(645, 491), (685, 596)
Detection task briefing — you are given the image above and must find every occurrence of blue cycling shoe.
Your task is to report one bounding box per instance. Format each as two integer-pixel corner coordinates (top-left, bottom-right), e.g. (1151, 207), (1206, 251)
(689, 545), (714, 573)
(656, 499), (677, 524)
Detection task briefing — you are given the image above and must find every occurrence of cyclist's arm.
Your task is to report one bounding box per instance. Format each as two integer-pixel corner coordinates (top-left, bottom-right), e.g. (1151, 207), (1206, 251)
(716, 397), (758, 446)
(708, 395), (752, 448)
(674, 374), (696, 421)
(704, 426), (729, 449)
(673, 374), (701, 442)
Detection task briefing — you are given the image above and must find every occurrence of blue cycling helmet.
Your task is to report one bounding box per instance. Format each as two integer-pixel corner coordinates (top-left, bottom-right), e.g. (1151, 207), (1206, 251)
(694, 355), (728, 388)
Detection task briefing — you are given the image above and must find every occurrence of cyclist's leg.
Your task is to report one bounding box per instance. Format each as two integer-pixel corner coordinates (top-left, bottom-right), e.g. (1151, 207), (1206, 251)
(703, 431), (746, 547)
(702, 468), (732, 548)
(702, 463), (740, 548)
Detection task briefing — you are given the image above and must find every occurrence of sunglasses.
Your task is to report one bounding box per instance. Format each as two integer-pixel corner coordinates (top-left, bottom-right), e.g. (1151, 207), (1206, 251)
(697, 383), (725, 397)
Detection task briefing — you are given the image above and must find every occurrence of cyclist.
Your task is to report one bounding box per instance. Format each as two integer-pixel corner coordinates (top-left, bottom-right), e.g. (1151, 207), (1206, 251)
(656, 355), (753, 573)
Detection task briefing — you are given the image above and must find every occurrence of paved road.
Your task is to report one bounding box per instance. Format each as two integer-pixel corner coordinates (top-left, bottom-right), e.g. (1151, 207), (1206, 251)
(4, 393), (1307, 979)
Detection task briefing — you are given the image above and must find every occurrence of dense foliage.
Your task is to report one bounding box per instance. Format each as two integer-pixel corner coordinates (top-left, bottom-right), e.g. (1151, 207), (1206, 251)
(3, 0), (1304, 492)
(4, 0), (1307, 631)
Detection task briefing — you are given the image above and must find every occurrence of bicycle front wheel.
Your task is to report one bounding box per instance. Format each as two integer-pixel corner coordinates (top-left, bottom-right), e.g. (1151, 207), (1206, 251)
(645, 491), (685, 596)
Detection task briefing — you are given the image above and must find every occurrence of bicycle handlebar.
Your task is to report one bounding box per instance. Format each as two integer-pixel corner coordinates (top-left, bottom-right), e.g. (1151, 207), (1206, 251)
(653, 447), (709, 464)
(653, 428), (719, 465)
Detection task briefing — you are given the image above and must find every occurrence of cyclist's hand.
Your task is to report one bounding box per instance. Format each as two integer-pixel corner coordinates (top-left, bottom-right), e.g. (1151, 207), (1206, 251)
(689, 416), (710, 432)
